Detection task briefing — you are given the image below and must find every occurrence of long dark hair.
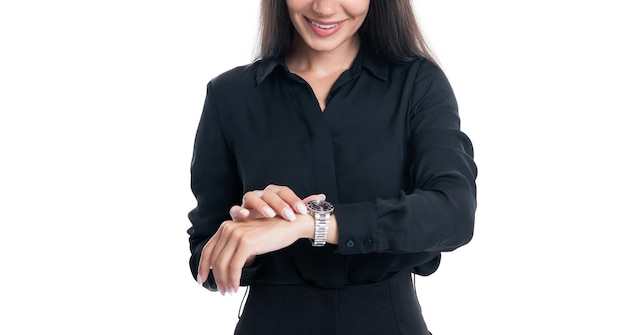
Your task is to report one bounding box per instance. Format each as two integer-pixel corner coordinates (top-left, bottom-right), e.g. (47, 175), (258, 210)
(258, 0), (437, 65)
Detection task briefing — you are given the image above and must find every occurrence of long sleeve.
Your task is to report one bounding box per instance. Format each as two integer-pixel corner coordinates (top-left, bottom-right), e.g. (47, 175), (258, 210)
(187, 82), (265, 291)
(333, 60), (477, 256)
(186, 52), (475, 288)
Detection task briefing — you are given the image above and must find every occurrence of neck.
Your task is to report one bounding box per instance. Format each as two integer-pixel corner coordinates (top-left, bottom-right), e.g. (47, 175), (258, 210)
(285, 35), (360, 77)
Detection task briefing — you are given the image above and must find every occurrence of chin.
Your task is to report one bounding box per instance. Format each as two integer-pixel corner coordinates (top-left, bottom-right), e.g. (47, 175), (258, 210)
(302, 37), (355, 53)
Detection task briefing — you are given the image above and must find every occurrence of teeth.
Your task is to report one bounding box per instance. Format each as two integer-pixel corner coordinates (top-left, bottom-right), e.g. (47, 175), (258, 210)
(311, 21), (337, 29)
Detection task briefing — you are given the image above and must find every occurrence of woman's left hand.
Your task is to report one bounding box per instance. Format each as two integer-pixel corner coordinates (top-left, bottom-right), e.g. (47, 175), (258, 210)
(196, 214), (313, 295)
(229, 184), (325, 222)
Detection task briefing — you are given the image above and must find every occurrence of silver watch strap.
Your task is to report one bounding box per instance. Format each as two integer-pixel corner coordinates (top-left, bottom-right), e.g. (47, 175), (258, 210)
(312, 212), (330, 247)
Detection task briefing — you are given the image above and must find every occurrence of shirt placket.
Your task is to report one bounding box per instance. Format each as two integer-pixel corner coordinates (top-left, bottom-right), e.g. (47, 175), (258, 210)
(285, 71), (355, 288)
(286, 73), (346, 202)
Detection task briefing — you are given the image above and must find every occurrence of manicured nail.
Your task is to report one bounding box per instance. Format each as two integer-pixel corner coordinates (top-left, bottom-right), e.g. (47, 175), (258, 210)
(239, 209), (249, 216)
(196, 274), (204, 286)
(297, 203), (308, 215)
(284, 208), (296, 221)
(263, 206), (276, 217)
(227, 288), (235, 296)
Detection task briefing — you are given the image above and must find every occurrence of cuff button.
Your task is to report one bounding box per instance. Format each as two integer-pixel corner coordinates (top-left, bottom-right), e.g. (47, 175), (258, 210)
(346, 239), (355, 248)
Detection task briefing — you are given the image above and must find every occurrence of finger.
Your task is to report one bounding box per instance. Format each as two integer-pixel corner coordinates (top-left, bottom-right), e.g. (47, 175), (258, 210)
(242, 190), (277, 218)
(205, 224), (232, 295)
(198, 233), (219, 290)
(210, 221), (245, 294)
(260, 190), (296, 221)
(209, 222), (233, 272)
(211, 223), (244, 295)
(268, 185), (312, 216)
(227, 243), (253, 294)
(229, 205), (250, 221)
(301, 194), (327, 212)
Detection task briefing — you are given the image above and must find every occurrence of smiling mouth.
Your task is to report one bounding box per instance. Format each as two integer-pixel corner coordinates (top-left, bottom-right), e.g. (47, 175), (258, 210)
(309, 20), (339, 29)
(305, 17), (346, 37)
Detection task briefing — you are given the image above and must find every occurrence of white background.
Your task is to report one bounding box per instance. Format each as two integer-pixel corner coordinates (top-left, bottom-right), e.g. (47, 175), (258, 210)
(1, 1), (624, 334)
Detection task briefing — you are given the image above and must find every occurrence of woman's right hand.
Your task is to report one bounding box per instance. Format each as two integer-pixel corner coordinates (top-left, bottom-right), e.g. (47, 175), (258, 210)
(229, 184), (325, 222)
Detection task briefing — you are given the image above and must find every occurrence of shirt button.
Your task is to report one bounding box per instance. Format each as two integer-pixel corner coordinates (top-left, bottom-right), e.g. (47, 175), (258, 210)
(363, 238), (373, 247)
(346, 239), (355, 248)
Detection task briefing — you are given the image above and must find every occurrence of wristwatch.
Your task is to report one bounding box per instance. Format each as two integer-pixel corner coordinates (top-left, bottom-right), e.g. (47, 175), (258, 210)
(307, 200), (334, 247)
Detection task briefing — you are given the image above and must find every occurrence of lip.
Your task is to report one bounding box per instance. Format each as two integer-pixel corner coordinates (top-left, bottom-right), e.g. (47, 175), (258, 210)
(305, 17), (347, 37)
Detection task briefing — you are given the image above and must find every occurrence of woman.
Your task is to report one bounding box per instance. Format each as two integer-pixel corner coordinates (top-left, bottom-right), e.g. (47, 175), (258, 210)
(188, 0), (477, 333)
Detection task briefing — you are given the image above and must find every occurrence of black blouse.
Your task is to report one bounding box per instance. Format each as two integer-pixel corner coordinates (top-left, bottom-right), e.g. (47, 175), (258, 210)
(187, 48), (477, 291)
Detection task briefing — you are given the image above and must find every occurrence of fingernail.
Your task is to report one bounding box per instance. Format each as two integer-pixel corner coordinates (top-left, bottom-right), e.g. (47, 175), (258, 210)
(240, 209), (249, 216)
(263, 206), (276, 217)
(196, 274), (204, 286)
(297, 203), (308, 215)
(319, 194), (326, 201)
(227, 288), (235, 296)
(284, 208), (296, 221)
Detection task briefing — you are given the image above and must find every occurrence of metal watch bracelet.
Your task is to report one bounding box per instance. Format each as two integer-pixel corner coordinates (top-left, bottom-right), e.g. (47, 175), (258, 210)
(311, 211), (330, 247)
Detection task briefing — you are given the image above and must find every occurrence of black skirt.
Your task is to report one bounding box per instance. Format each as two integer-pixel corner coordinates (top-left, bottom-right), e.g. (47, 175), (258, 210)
(235, 270), (431, 335)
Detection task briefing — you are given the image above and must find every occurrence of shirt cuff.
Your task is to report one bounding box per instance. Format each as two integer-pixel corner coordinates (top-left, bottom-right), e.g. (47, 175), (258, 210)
(333, 202), (378, 254)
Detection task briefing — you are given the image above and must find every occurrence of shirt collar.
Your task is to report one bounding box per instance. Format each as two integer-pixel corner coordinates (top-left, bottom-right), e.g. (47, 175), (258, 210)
(255, 47), (389, 85)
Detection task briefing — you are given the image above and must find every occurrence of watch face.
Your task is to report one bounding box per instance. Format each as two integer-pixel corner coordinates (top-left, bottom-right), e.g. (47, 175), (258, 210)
(307, 200), (334, 212)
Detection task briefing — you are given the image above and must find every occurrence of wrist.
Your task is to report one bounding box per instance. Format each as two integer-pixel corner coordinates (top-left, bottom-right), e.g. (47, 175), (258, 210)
(297, 214), (315, 239)
(296, 213), (338, 245)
